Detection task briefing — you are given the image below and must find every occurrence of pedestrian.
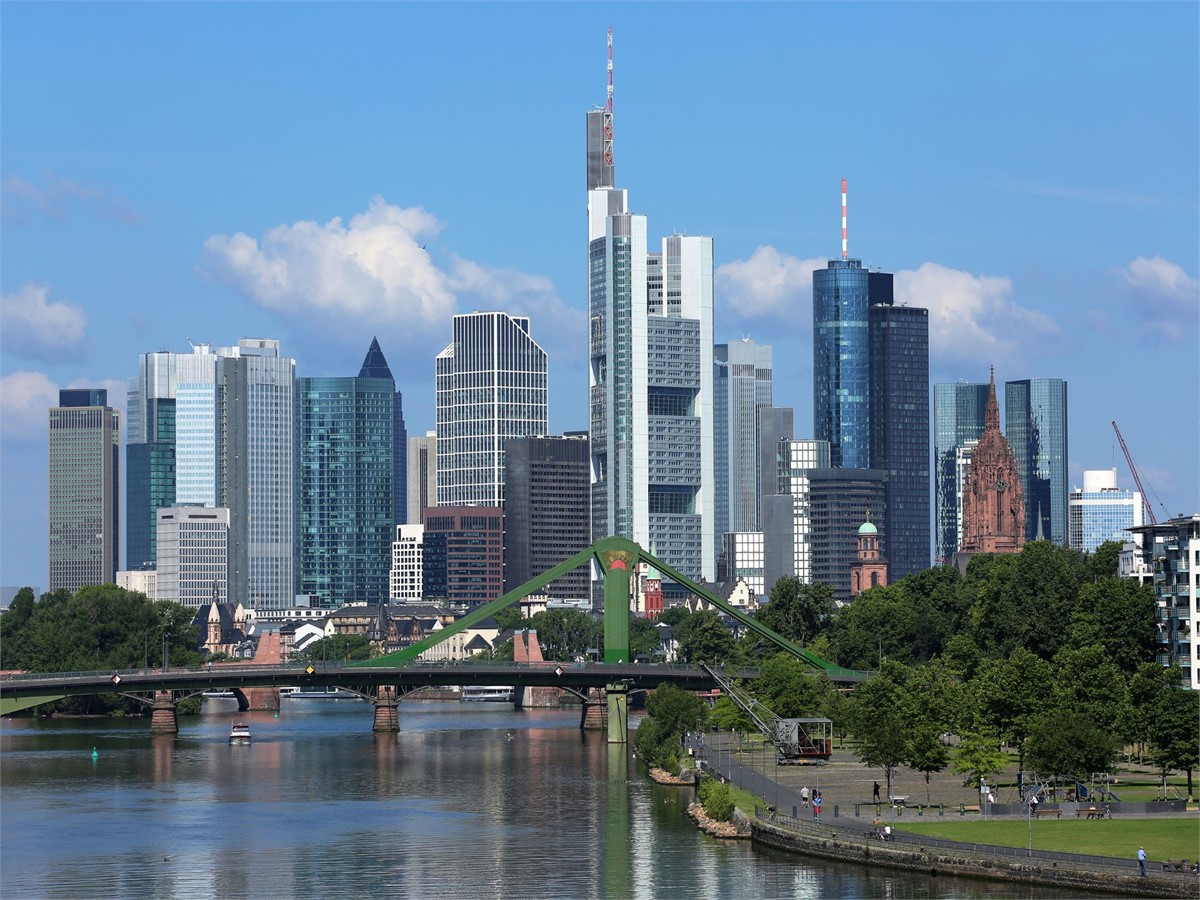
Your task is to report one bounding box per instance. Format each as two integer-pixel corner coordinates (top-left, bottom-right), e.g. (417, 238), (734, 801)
(1138, 846), (1147, 877)
(800, 785), (810, 807)
(873, 781), (881, 804)
(883, 824), (892, 842)
(813, 792), (823, 820)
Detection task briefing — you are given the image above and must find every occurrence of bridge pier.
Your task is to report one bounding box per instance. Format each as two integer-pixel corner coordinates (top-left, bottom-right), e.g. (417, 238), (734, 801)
(149, 690), (178, 735)
(238, 687), (280, 711)
(581, 687), (607, 732)
(373, 685), (399, 732)
(606, 683), (628, 744)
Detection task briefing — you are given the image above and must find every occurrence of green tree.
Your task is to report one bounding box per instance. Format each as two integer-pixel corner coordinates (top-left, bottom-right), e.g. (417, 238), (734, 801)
(527, 609), (603, 661)
(906, 725), (950, 806)
(969, 648), (1053, 776)
(491, 606), (526, 634)
(1025, 711), (1120, 781)
(301, 634), (373, 662)
(1085, 540), (1122, 581)
(707, 696), (752, 733)
(1050, 644), (1130, 736)
(756, 577), (833, 645)
(675, 610), (734, 665)
(951, 729), (1008, 790)
(1068, 578), (1156, 674)
(1145, 683), (1200, 800)
(848, 661), (910, 800)
(645, 682), (708, 741)
(698, 777), (735, 821)
(629, 614), (661, 660)
(754, 652), (821, 718)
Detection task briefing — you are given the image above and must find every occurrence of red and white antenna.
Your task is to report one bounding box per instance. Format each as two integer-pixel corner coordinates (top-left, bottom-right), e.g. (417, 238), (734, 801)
(841, 178), (848, 260)
(603, 26), (614, 170)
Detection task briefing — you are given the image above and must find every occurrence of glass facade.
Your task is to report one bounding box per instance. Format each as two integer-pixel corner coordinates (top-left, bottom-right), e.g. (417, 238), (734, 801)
(1005, 378), (1069, 544)
(869, 301), (930, 580)
(714, 339), (773, 537)
(155, 506), (229, 608)
(126, 352), (178, 570)
(299, 367), (395, 607)
(1069, 469), (1143, 554)
(436, 312), (548, 508)
(933, 383), (988, 562)
(808, 468), (888, 605)
(813, 259), (871, 469)
(175, 345), (223, 507)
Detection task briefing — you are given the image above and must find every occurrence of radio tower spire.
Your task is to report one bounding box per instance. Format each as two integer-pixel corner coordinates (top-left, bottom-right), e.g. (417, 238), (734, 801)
(841, 178), (848, 260)
(603, 26), (614, 171)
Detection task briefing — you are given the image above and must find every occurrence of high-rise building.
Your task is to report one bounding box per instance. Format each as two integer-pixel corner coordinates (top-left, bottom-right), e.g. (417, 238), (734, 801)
(808, 468), (888, 604)
(389, 524), (424, 601)
(219, 339), (297, 610)
(436, 311), (547, 507)
(755, 407), (792, 528)
(869, 297), (930, 580)
(298, 339), (396, 606)
(933, 382), (989, 562)
(813, 257), (871, 470)
(126, 352), (177, 570)
(1069, 469), (1143, 554)
(503, 434), (591, 600)
(586, 81), (715, 582)
(714, 339), (773, 538)
(175, 343), (226, 507)
(1005, 377), (1068, 544)
(48, 389), (120, 592)
(422, 507), (504, 607)
(1128, 515), (1200, 690)
(359, 337), (406, 526)
(960, 370), (1025, 556)
(407, 431), (437, 524)
(721, 531), (765, 597)
(155, 506), (229, 608)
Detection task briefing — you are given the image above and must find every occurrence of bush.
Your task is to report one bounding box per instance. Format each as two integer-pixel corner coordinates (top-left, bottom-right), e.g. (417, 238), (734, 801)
(634, 716), (679, 771)
(698, 777), (735, 821)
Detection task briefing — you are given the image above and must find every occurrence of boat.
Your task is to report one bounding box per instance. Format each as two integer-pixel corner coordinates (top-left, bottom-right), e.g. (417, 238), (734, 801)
(461, 685), (514, 703)
(203, 690), (236, 699)
(229, 723), (252, 743)
(283, 686), (360, 700)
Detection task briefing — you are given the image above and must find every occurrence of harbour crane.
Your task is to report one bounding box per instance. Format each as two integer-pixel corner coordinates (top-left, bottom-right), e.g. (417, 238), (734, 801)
(1111, 420), (1167, 525)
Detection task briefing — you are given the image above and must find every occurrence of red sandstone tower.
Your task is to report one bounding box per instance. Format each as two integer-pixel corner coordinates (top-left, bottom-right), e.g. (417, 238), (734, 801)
(850, 517), (889, 597)
(960, 368), (1025, 554)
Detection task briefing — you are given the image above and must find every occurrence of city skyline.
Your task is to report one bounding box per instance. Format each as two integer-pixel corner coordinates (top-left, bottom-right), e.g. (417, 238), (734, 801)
(2, 3), (1197, 589)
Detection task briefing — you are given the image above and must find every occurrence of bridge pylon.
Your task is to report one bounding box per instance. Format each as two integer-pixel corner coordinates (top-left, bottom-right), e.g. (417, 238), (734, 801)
(373, 685), (399, 732)
(149, 690), (178, 735)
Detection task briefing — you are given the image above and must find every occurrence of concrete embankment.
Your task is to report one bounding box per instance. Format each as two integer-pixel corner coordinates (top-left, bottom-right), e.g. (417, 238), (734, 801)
(751, 813), (1198, 898)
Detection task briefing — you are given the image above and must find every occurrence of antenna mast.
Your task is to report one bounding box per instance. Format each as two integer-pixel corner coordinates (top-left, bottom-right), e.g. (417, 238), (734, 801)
(841, 178), (848, 260)
(603, 26), (614, 171)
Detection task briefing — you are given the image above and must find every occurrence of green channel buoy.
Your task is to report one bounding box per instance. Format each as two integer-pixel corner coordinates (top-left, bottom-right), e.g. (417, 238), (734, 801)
(91, 746), (98, 758)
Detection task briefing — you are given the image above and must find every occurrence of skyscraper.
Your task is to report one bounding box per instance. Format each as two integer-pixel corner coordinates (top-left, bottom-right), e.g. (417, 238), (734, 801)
(407, 431), (437, 524)
(436, 311), (547, 507)
(586, 45), (715, 583)
(175, 342), (227, 507)
(813, 257), (871, 470)
(299, 339), (396, 606)
(808, 468), (888, 604)
(1069, 469), (1143, 554)
(359, 337), (407, 526)
(714, 339), (773, 538)
(1005, 377), (1068, 544)
(422, 507), (504, 607)
(869, 297), (931, 580)
(126, 351), (177, 570)
(155, 506), (229, 608)
(503, 434), (591, 600)
(933, 382), (989, 562)
(48, 389), (120, 592)
(219, 339), (297, 610)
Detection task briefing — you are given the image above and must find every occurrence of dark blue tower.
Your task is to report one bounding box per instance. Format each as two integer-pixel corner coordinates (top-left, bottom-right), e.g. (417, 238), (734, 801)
(813, 258), (871, 469)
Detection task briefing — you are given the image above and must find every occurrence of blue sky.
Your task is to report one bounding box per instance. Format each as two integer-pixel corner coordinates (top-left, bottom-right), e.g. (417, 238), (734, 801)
(2, 2), (1197, 591)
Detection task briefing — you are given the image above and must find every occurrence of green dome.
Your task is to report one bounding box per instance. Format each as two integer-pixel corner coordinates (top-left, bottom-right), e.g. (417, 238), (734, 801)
(858, 521), (878, 535)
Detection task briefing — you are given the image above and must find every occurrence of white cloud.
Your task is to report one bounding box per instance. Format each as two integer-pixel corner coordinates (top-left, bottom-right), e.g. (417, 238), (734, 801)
(896, 263), (1057, 367)
(1, 174), (143, 224)
(203, 197), (582, 359)
(715, 245), (825, 324)
(1115, 256), (1199, 343)
(0, 371), (59, 440)
(0, 284), (88, 361)
(1121, 255), (1198, 301)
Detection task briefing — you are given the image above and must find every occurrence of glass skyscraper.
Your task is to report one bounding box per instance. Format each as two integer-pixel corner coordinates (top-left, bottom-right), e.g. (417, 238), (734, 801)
(714, 339), (773, 540)
(1069, 469), (1143, 554)
(175, 343), (228, 507)
(359, 337), (406, 526)
(48, 389), (120, 592)
(126, 351), (177, 569)
(1005, 378), (1069, 544)
(813, 259), (871, 469)
(869, 298), (930, 580)
(933, 382), (989, 562)
(299, 339), (397, 606)
(435, 311), (547, 508)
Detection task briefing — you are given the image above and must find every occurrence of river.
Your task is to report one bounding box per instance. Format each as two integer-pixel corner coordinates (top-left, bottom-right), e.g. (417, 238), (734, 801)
(1, 699), (1075, 899)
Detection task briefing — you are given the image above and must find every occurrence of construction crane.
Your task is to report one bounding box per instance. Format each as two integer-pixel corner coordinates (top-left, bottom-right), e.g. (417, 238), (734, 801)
(1111, 420), (1166, 525)
(701, 665), (831, 764)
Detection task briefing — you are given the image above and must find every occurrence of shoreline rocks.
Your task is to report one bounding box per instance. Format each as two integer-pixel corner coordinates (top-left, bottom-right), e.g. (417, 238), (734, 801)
(687, 802), (751, 839)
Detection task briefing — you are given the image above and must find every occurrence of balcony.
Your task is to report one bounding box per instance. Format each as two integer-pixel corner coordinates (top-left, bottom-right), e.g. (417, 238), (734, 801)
(1156, 652), (1173, 667)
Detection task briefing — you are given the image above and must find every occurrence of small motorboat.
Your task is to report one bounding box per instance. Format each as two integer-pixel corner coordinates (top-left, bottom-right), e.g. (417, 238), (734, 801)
(229, 723), (252, 744)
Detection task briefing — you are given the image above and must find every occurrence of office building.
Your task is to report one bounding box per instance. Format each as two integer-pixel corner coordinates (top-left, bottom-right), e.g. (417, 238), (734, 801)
(933, 382), (989, 562)
(503, 434), (590, 600)
(436, 311), (547, 507)
(813, 257), (872, 469)
(714, 339), (773, 539)
(155, 506), (229, 608)
(175, 342), (233, 507)
(1069, 469), (1143, 554)
(1128, 515), (1200, 690)
(422, 507), (504, 607)
(756, 407), (793, 527)
(808, 468), (888, 604)
(299, 339), (397, 606)
(390, 524), (424, 601)
(116, 568), (156, 599)
(408, 431), (437, 525)
(48, 389), (120, 592)
(586, 59), (715, 583)
(869, 298), (930, 579)
(1005, 377), (1068, 544)
(358, 337), (406, 526)
(721, 531), (765, 597)
(219, 339), (297, 610)
(126, 351), (176, 569)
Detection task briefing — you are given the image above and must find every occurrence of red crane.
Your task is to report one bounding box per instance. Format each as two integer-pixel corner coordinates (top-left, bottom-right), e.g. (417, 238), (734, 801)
(1111, 420), (1166, 525)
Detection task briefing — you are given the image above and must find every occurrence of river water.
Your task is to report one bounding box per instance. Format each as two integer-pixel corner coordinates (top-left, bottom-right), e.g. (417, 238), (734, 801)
(1, 699), (1072, 899)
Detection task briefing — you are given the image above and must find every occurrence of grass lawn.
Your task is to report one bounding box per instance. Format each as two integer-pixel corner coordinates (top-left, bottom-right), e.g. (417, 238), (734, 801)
(896, 817), (1200, 861)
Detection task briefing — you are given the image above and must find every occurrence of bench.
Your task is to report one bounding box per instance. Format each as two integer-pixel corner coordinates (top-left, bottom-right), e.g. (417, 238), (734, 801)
(1033, 807), (1060, 819)
(1075, 807), (1107, 819)
(1162, 859), (1197, 874)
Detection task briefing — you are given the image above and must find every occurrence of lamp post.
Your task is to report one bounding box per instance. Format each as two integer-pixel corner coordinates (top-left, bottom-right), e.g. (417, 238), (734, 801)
(162, 630), (171, 673)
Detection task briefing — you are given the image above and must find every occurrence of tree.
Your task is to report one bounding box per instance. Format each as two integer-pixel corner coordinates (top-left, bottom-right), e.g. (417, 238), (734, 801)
(906, 725), (950, 806)
(629, 614), (661, 660)
(301, 634), (373, 662)
(1025, 711), (1120, 782)
(1050, 644), (1130, 736)
(527, 609), (603, 661)
(698, 777), (735, 821)
(491, 606), (526, 634)
(1145, 683), (1200, 800)
(756, 577), (833, 646)
(969, 649), (1053, 776)
(753, 653), (820, 719)
(707, 696), (752, 733)
(951, 729), (1008, 790)
(637, 682), (708, 772)
(1068, 578), (1156, 675)
(675, 610), (734, 665)
(848, 661), (910, 800)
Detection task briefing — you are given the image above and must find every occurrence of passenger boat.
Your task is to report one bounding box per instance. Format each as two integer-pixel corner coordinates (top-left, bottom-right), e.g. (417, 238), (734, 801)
(203, 690), (235, 699)
(229, 723), (252, 743)
(461, 685), (514, 703)
(283, 686), (359, 700)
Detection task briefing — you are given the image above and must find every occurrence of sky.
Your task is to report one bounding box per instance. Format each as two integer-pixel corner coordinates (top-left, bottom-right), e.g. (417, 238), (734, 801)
(1, 2), (1197, 592)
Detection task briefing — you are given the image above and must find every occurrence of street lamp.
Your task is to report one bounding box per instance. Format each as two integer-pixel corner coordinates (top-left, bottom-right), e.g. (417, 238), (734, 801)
(162, 630), (171, 673)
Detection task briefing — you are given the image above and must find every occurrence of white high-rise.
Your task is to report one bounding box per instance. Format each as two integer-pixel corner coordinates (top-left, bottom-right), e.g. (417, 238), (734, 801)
(435, 312), (548, 507)
(1069, 469), (1143, 554)
(586, 56), (715, 582)
(389, 524), (424, 601)
(156, 506), (229, 608)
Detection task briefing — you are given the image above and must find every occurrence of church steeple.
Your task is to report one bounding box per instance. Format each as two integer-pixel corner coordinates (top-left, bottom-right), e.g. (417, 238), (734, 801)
(985, 365), (1000, 433)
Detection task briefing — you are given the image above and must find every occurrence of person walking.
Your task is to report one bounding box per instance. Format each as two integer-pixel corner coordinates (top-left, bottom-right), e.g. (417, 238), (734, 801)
(800, 785), (810, 807)
(1138, 846), (1147, 877)
(813, 791), (823, 820)
(873, 781), (881, 804)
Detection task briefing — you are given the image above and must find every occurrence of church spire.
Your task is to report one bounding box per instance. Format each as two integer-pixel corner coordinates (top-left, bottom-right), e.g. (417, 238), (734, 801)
(985, 365), (1000, 433)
